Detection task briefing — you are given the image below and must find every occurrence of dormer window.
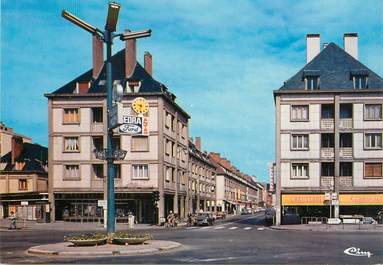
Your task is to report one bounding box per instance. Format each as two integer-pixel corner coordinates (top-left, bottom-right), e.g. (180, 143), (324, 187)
(126, 80), (141, 93)
(75, 81), (90, 94)
(353, 75), (368, 89)
(303, 70), (320, 90)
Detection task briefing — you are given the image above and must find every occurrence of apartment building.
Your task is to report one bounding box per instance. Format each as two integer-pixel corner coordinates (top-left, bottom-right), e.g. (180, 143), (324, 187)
(209, 153), (259, 213)
(274, 33), (383, 225)
(0, 124), (48, 221)
(188, 137), (216, 213)
(0, 122), (31, 157)
(45, 36), (190, 224)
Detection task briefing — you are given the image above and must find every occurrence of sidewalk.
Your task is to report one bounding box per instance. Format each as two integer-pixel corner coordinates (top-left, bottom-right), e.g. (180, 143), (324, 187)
(270, 223), (383, 232)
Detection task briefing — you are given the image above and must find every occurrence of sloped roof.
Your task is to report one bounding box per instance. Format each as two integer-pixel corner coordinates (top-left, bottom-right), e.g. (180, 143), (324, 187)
(1, 143), (48, 173)
(279, 42), (383, 90)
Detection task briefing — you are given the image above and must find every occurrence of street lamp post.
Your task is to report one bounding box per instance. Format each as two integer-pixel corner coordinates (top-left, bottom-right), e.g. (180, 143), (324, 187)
(62, 2), (151, 234)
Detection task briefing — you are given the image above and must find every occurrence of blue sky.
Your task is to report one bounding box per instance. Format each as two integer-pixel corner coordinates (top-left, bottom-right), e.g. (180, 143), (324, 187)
(1, 0), (382, 182)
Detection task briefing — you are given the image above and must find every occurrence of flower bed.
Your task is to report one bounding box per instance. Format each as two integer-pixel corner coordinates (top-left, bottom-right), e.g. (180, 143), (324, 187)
(112, 232), (153, 245)
(64, 233), (107, 247)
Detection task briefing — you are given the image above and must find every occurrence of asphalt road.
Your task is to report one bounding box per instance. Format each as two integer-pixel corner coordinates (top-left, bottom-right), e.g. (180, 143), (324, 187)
(1, 212), (382, 264)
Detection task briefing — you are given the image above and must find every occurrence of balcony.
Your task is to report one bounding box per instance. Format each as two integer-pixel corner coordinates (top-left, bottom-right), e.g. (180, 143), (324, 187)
(339, 118), (353, 129)
(321, 119), (334, 130)
(340, 147), (353, 158)
(339, 176), (353, 188)
(91, 122), (104, 132)
(321, 148), (334, 159)
(320, 176), (334, 187)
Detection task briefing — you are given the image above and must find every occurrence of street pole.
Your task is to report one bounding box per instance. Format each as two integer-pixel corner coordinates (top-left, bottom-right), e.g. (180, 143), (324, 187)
(105, 30), (116, 234)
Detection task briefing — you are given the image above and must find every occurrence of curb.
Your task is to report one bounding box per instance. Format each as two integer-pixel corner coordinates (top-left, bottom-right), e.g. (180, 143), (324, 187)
(269, 226), (383, 232)
(27, 241), (182, 257)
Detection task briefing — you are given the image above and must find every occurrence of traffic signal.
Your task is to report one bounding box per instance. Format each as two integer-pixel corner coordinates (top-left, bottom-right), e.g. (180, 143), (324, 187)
(152, 191), (160, 201)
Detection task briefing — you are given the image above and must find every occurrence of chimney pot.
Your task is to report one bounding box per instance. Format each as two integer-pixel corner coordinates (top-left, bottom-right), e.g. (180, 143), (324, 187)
(125, 30), (137, 78)
(144, 51), (153, 76)
(92, 35), (104, 79)
(344, 32), (358, 60)
(306, 33), (320, 63)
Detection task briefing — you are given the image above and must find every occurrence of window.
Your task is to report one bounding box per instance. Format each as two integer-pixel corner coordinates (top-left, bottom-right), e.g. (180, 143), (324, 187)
(132, 164), (149, 180)
(340, 104), (353, 119)
(292, 163), (309, 179)
(364, 104), (382, 120)
(321, 162), (334, 176)
(321, 133), (334, 148)
(365, 163), (382, 178)
(92, 164), (103, 178)
(165, 112), (172, 129)
(113, 137), (120, 150)
(64, 165), (80, 180)
(165, 167), (171, 182)
(291, 134), (309, 150)
(321, 104), (334, 119)
(131, 136), (148, 152)
(365, 133), (382, 149)
(291, 105), (309, 121)
(92, 107), (103, 123)
(64, 137), (79, 152)
(172, 168), (175, 182)
(18, 179), (27, 190)
(165, 139), (172, 155)
(353, 75), (368, 89)
(340, 162), (353, 176)
(63, 108), (80, 124)
(114, 164), (121, 179)
(340, 133), (353, 148)
(305, 77), (319, 90)
(172, 143), (176, 158)
(92, 137), (103, 152)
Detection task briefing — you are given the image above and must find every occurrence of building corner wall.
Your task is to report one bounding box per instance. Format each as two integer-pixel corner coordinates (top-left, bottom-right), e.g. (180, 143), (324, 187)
(275, 95), (282, 225)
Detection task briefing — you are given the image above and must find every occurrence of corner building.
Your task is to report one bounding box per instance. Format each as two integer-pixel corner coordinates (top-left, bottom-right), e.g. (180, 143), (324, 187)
(274, 33), (383, 225)
(45, 37), (190, 224)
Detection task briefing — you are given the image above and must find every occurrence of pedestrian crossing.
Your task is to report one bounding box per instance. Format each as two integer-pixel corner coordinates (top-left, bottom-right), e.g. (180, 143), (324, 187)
(185, 226), (259, 231)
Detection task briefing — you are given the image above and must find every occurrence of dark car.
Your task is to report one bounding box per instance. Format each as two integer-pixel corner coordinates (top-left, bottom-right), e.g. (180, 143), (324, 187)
(195, 213), (215, 226)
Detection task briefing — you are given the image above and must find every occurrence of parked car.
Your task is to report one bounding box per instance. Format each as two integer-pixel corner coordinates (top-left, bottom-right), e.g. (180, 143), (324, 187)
(216, 212), (226, 220)
(362, 217), (377, 224)
(241, 208), (252, 215)
(195, 212), (215, 226)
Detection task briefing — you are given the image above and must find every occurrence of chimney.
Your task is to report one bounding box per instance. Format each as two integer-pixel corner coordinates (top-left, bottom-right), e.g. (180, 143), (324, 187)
(306, 33), (320, 63)
(125, 31), (137, 78)
(323, 42), (329, 49)
(11, 137), (23, 165)
(195, 137), (201, 150)
(344, 33), (358, 60)
(144, 51), (153, 76)
(92, 35), (104, 79)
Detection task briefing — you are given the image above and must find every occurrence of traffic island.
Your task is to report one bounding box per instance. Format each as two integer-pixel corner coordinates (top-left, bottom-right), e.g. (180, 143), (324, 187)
(28, 240), (182, 257)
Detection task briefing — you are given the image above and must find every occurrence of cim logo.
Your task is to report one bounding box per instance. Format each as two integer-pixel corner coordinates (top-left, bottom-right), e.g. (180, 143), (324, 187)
(344, 247), (373, 258)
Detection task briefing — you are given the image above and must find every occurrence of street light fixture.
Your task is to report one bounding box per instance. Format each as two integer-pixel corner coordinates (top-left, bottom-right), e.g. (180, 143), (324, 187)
(62, 2), (151, 235)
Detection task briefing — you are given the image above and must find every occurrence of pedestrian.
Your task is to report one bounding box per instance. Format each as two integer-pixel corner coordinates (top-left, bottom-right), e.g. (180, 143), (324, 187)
(167, 211), (175, 227)
(9, 211), (17, 230)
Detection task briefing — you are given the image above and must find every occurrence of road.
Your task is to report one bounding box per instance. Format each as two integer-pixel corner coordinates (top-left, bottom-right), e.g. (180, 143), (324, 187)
(1, 212), (382, 264)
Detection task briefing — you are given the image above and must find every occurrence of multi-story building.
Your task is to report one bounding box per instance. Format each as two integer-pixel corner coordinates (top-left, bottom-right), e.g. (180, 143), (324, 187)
(188, 137), (216, 213)
(274, 33), (383, 225)
(0, 124), (48, 221)
(0, 122), (32, 157)
(209, 152), (259, 213)
(45, 36), (190, 224)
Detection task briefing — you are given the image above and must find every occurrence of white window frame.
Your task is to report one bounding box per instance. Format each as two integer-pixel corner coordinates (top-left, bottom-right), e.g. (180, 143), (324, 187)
(291, 163), (309, 179)
(64, 165), (80, 180)
(364, 133), (383, 149)
(132, 164), (149, 180)
(291, 134), (309, 150)
(364, 104), (382, 121)
(64, 137), (80, 152)
(291, 105), (309, 121)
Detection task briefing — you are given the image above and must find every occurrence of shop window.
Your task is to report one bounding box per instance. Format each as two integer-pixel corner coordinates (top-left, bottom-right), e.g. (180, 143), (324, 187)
(92, 164), (103, 178)
(132, 164), (148, 180)
(364, 163), (382, 178)
(340, 133), (353, 148)
(321, 104), (334, 119)
(63, 108), (80, 124)
(64, 165), (80, 180)
(291, 105), (309, 121)
(321, 133), (334, 148)
(291, 134), (309, 150)
(340, 162), (353, 176)
(18, 179), (27, 190)
(364, 104), (382, 120)
(132, 136), (148, 152)
(64, 137), (80, 152)
(92, 107), (103, 123)
(365, 133), (382, 149)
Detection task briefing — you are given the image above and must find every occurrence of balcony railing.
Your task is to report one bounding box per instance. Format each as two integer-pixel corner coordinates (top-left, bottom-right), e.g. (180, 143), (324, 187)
(321, 119), (334, 130)
(339, 176), (353, 188)
(339, 118), (353, 129)
(321, 148), (334, 159)
(320, 176), (334, 187)
(340, 147), (353, 158)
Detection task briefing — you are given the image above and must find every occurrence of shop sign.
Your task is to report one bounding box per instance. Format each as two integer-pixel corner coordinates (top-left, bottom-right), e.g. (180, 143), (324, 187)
(98, 200), (107, 208)
(282, 194), (325, 206)
(21, 201), (29, 206)
(118, 116), (149, 136)
(339, 194), (383, 206)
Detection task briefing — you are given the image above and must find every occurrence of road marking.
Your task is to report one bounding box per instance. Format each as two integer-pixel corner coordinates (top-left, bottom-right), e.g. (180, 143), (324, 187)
(244, 227), (252, 230)
(257, 227), (265, 231)
(200, 226), (211, 230)
(186, 227), (197, 230)
(229, 226), (238, 230)
(213, 226), (224, 230)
